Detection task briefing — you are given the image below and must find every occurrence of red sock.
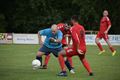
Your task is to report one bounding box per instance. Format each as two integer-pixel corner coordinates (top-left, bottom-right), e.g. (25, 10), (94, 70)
(109, 47), (115, 52)
(58, 55), (66, 71)
(67, 57), (73, 68)
(44, 54), (50, 65)
(97, 43), (103, 51)
(79, 56), (92, 73)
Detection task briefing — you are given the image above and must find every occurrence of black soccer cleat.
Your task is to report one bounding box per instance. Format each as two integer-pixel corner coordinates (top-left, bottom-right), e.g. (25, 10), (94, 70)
(40, 65), (47, 69)
(57, 71), (67, 77)
(89, 72), (94, 76)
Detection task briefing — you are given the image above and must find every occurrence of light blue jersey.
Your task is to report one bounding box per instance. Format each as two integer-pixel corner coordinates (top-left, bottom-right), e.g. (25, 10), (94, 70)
(39, 28), (63, 49)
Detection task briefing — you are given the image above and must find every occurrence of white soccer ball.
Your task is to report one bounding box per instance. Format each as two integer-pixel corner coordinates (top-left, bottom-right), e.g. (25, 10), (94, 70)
(32, 59), (41, 70)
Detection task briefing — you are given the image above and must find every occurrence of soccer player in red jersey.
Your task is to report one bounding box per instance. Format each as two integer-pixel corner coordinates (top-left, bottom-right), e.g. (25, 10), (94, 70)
(57, 15), (93, 76)
(95, 10), (116, 56)
(41, 23), (74, 72)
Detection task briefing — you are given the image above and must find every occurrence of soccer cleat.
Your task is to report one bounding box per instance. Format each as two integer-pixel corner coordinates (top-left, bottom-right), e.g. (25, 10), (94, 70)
(57, 71), (67, 77)
(112, 50), (116, 56)
(70, 69), (75, 74)
(40, 65), (47, 69)
(98, 50), (105, 55)
(69, 67), (75, 74)
(89, 72), (94, 76)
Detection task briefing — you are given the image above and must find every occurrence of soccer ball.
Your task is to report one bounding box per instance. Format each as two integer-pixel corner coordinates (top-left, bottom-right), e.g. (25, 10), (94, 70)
(32, 59), (41, 70)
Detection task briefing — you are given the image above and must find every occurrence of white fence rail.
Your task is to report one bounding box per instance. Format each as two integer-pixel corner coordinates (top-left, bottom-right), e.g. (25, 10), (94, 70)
(0, 33), (120, 45)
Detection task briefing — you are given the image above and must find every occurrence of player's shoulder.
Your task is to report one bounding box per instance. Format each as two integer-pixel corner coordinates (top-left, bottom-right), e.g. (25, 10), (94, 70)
(57, 30), (63, 35)
(77, 24), (85, 30)
(57, 23), (64, 29)
(44, 28), (51, 31)
(104, 16), (110, 21)
(42, 28), (51, 33)
(57, 23), (64, 27)
(57, 23), (64, 26)
(106, 17), (110, 21)
(58, 30), (62, 33)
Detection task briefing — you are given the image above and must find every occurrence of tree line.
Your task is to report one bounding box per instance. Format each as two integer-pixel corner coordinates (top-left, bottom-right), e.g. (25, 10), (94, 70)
(0, 0), (120, 34)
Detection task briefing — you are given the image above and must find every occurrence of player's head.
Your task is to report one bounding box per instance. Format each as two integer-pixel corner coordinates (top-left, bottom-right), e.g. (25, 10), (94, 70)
(64, 23), (71, 31)
(103, 10), (109, 17)
(51, 24), (58, 34)
(71, 15), (79, 25)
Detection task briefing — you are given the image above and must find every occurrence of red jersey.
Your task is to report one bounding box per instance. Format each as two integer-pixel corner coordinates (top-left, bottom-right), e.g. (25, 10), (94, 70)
(57, 23), (70, 35)
(57, 23), (71, 45)
(100, 17), (111, 33)
(70, 24), (86, 51)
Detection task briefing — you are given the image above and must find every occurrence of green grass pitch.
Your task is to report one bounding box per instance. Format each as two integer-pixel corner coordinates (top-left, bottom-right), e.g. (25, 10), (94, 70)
(0, 44), (120, 80)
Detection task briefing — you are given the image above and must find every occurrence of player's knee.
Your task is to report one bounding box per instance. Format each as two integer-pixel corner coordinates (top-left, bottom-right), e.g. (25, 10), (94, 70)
(37, 51), (43, 57)
(58, 50), (65, 56)
(95, 38), (99, 43)
(58, 50), (66, 56)
(105, 40), (112, 47)
(47, 54), (50, 57)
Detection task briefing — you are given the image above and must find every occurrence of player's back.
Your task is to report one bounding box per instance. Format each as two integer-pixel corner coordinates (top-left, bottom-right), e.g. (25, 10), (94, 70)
(57, 23), (65, 33)
(70, 24), (86, 51)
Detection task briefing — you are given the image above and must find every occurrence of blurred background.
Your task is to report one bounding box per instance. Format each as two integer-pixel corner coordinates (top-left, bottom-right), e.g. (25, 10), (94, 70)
(0, 0), (120, 34)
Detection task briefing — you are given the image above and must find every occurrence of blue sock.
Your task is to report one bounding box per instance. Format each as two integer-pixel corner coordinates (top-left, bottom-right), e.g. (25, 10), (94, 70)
(65, 60), (72, 71)
(36, 56), (42, 66)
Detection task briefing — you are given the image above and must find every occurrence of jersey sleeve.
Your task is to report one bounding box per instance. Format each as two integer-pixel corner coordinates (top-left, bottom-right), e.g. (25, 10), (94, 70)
(106, 17), (111, 26)
(57, 30), (63, 40)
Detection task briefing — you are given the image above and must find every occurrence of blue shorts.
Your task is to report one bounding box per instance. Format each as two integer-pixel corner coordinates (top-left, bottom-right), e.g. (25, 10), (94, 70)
(39, 45), (62, 57)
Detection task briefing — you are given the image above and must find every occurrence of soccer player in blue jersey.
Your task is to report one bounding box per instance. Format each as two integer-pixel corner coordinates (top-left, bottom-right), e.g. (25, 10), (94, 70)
(34, 24), (74, 76)
(36, 24), (63, 64)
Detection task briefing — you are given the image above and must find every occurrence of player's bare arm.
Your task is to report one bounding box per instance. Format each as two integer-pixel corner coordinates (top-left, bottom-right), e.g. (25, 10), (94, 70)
(104, 25), (111, 34)
(38, 32), (43, 46)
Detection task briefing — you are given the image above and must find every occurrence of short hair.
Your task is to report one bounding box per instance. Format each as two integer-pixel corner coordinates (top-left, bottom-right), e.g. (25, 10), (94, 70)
(71, 15), (79, 22)
(51, 24), (58, 31)
(67, 21), (73, 26)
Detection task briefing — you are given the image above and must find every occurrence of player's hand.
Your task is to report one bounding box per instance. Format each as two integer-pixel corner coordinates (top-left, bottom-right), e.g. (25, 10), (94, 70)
(77, 49), (84, 55)
(104, 31), (108, 34)
(49, 37), (56, 42)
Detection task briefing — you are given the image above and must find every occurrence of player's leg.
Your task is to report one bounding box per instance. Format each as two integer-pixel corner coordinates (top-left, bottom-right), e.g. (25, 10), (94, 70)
(64, 57), (75, 74)
(57, 47), (76, 76)
(57, 49), (67, 76)
(104, 38), (116, 56)
(95, 33), (105, 54)
(67, 57), (74, 68)
(78, 54), (93, 76)
(36, 45), (50, 66)
(36, 51), (44, 66)
(42, 54), (51, 69)
(49, 47), (67, 76)
(62, 44), (74, 72)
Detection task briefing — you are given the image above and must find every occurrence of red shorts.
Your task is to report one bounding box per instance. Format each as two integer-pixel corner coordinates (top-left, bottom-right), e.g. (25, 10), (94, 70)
(65, 47), (86, 57)
(96, 32), (109, 40)
(62, 38), (67, 45)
